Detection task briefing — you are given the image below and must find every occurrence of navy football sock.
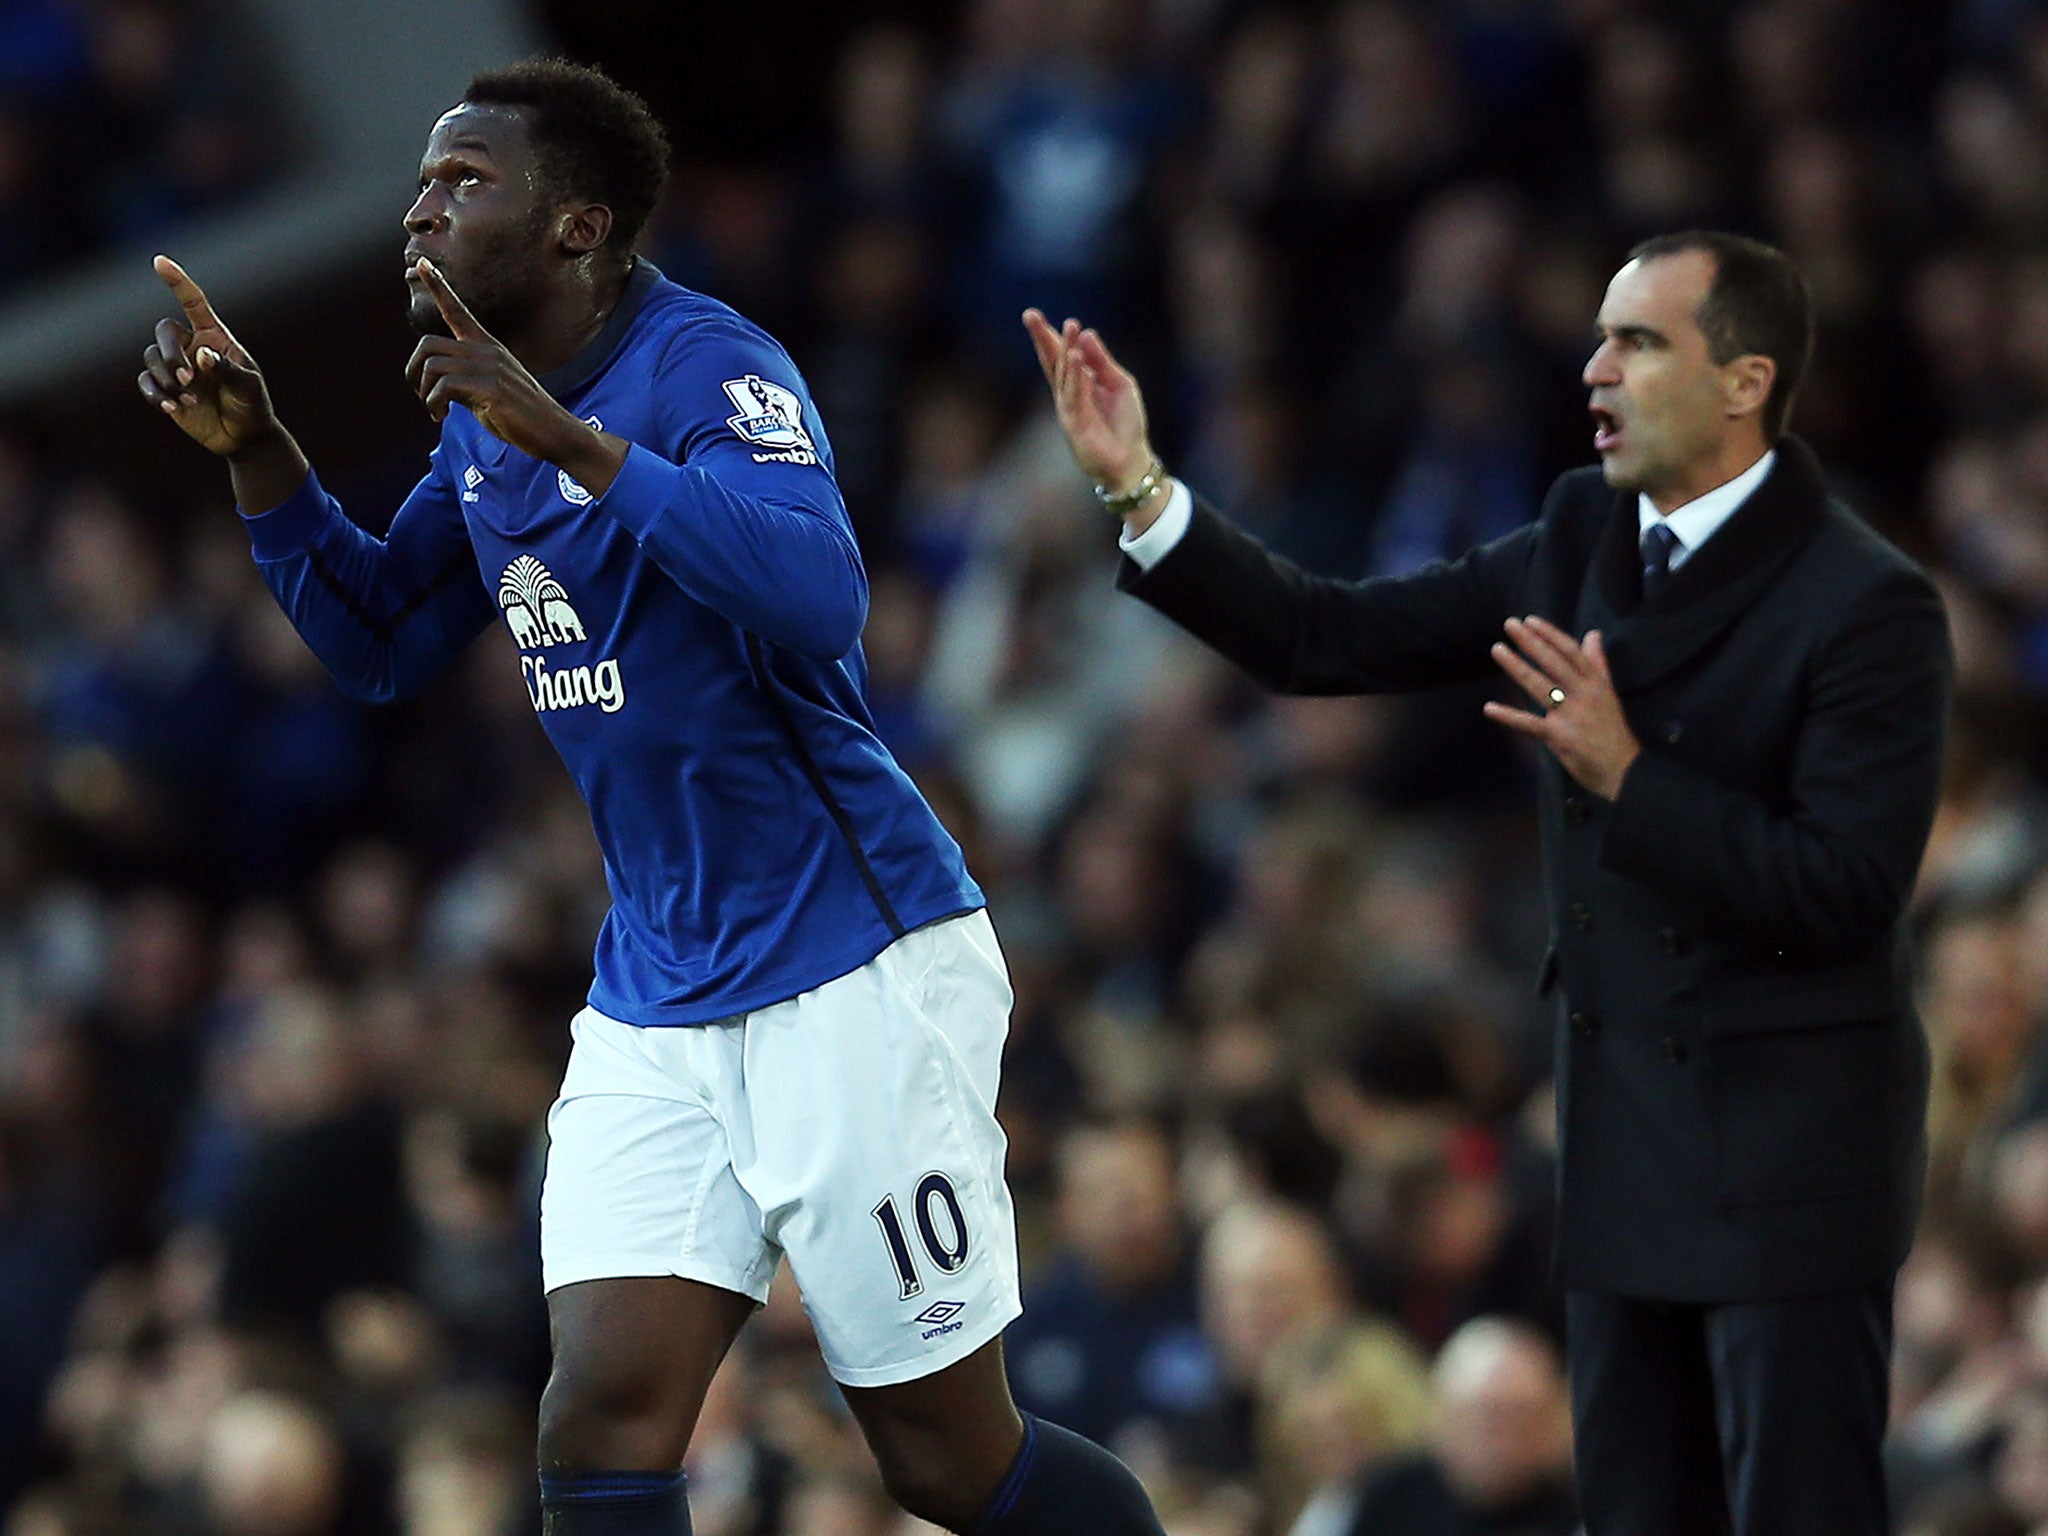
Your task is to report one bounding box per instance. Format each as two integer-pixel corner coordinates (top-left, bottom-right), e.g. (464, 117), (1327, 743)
(970, 1415), (1166, 1536)
(539, 1472), (691, 1535)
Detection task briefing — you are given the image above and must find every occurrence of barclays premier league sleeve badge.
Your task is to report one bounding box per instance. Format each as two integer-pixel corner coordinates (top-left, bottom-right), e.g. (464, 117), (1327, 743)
(722, 375), (820, 466)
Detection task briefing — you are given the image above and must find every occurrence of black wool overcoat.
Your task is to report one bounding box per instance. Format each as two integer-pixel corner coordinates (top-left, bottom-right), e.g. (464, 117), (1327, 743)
(1121, 439), (1952, 1301)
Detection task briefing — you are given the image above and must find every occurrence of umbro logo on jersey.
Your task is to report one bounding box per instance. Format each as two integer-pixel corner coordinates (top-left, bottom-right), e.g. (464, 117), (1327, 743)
(497, 555), (625, 716)
(913, 1299), (965, 1340)
(723, 374), (819, 467)
(462, 464), (483, 503)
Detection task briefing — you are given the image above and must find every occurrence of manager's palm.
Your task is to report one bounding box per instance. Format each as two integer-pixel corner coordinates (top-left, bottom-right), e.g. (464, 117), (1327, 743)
(1023, 309), (1153, 489)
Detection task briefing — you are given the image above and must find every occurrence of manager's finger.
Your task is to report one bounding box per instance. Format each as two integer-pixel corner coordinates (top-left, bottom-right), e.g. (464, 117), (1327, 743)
(1482, 700), (1551, 741)
(1074, 327), (1130, 386)
(1022, 309), (1063, 387)
(1520, 614), (1593, 663)
(1505, 616), (1584, 685)
(1491, 640), (1561, 708)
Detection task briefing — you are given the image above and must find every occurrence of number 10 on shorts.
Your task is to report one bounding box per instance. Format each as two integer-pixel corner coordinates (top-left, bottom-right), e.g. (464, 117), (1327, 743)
(872, 1172), (970, 1300)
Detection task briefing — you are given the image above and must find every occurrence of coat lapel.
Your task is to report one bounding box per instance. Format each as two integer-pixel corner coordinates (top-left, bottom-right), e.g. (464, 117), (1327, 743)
(1587, 438), (1829, 694)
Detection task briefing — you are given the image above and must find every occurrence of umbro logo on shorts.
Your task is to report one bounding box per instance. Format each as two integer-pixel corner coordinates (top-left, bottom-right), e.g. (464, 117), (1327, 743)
(913, 1299), (965, 1339)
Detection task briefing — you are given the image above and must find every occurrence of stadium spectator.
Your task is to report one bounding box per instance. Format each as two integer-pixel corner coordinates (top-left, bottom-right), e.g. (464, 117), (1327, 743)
(1342, 1316), (1577, 1536)
(1006, 1116), (1221, 1451)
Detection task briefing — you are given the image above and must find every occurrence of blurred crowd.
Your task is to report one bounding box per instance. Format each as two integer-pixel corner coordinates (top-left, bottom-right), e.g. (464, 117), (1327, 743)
(0, 0), (281, 294)
(5, 0), (2048, 1533)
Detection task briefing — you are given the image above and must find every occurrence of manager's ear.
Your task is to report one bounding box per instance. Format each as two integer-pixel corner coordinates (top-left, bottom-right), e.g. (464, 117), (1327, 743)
(558, 202), (614, 258)
(1721, 353), (1776, 423)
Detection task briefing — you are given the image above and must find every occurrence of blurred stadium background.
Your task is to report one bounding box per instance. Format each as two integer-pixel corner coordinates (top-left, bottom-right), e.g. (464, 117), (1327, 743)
(2, 0), (2047, 1533)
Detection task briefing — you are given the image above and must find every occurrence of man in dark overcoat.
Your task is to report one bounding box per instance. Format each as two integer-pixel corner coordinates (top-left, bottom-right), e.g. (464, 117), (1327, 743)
(1023, 230), (1952, 1536)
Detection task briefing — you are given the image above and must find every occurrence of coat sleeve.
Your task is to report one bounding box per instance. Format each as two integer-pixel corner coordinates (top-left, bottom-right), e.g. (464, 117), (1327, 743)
(1115, 484), (1553, 696)
(245, 457), (495, 704)
(1598, 566), (1952, 954)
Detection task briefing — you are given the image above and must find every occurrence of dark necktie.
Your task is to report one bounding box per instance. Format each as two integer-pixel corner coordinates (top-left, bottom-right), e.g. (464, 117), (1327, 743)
(1641, 521), (1680, 601)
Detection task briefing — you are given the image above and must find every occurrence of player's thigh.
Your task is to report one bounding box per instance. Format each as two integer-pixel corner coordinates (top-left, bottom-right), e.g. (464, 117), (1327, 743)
(736, 911), (1021, 1391)
(541, 1275), (757, 1473)
(540, 1007), (779, 1302)
(538, 1009), (776, 1467)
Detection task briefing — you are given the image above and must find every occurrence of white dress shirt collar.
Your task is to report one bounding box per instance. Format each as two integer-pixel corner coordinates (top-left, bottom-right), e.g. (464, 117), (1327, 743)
(1637, 448), (1776, 569)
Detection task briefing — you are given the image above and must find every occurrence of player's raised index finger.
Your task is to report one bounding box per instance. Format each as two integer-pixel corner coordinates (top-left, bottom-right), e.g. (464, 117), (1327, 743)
(154, 255), (222, 327)
(417, 259), (485, 339)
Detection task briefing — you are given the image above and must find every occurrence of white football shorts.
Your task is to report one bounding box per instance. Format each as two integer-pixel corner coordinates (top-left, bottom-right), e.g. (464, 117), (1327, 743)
(539, 909), (1022, 1387)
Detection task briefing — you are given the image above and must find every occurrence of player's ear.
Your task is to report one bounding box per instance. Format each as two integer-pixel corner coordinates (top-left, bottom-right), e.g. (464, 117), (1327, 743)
(558, 202), (613, 257)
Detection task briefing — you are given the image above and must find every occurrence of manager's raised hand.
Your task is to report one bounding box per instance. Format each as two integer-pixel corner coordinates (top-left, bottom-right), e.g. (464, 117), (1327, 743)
(139, 255), (279, 458)
(405, 258), (625, 497)
(1022, 308), (1170, 532)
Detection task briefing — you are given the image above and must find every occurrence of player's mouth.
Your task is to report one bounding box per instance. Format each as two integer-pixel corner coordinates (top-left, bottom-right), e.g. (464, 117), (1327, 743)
(1591, 404), (1623, 454)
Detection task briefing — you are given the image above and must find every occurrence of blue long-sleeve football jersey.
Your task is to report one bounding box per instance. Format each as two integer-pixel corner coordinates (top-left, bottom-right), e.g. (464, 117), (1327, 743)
(242, 260), (983, 1025)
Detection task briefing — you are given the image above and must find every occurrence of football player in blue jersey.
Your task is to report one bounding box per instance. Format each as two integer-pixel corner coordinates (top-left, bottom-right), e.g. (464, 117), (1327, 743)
(139, 56), (1165, 1536)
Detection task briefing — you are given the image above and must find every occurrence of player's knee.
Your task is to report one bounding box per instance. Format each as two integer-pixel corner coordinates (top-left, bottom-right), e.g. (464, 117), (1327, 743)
(537, 1357), (685, 1472)
(866, 1414), (1020, 1532)
(872, 1449), (985, 1532)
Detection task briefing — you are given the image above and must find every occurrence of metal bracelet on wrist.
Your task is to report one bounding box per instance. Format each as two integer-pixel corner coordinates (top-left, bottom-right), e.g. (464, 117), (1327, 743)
(1095, 457), (1167, 515)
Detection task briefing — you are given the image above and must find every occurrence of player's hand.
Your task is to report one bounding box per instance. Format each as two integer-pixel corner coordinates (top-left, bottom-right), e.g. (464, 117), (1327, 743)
(139, 256), (280, 458)
(1483, 616), (1643, 800)
(404, 259), (624, 494)
(1022, 308), (1156, 498)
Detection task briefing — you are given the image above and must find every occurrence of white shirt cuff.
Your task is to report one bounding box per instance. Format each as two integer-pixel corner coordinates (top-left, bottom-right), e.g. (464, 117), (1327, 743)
(1116, 479), (1193, 570)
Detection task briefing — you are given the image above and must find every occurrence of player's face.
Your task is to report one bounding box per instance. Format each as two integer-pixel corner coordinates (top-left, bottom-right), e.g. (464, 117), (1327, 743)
(1581, 251), (1742, 507)
(404, 103), (556, 335)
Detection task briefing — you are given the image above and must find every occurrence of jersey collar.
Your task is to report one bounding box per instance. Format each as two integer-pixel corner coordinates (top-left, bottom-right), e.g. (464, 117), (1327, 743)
(539, 257), (661, 400)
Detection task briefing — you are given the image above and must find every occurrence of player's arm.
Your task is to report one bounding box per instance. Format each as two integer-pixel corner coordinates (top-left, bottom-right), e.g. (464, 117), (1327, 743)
(245, 461), (496, 702)
(531, 321), (857, 660)
(141, 257), (495, 701)
(402, 264), (864, 659)
(593, 326), (865, 660)
(1022, 309), (1530, 694)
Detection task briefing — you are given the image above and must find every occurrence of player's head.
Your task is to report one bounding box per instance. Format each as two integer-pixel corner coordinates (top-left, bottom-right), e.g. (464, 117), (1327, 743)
(1582, 230), (1813, 508)
(404, 57), (670, 335)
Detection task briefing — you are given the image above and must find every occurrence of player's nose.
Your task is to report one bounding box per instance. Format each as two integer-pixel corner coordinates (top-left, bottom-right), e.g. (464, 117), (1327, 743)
(403, 187), (442, 235)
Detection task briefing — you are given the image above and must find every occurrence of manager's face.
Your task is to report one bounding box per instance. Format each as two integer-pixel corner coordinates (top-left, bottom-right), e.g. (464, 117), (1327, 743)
(1582, 250), (1739, 505)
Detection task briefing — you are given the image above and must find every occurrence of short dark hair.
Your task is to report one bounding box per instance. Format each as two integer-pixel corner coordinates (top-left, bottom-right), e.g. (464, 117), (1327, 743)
(464, 57), (670, 259)
(1626, 230), (1815, 442)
